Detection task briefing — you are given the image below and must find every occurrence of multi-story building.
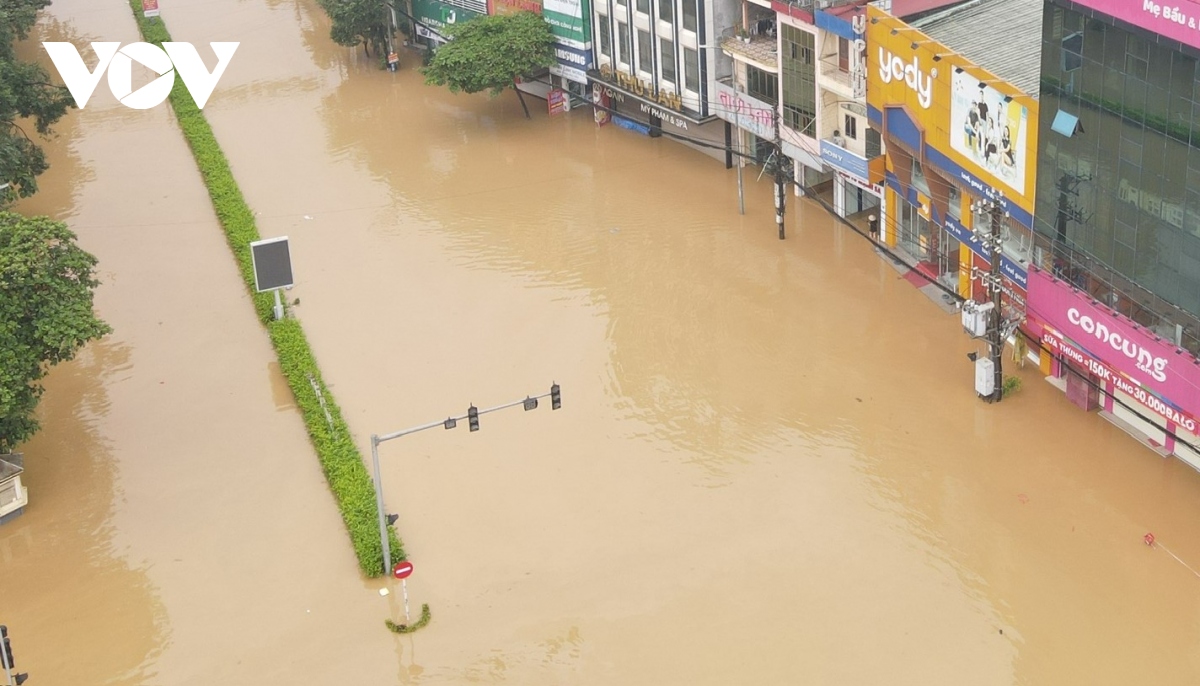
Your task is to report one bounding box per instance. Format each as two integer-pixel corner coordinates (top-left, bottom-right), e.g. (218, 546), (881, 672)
(866, 0), (1041, 307)
(770, 0), (967, 218)
(811, 1), (879, 218)
(1026, 0), (1200, 469)
(588, 0), (739, 157)
(711, 0), (780, 175)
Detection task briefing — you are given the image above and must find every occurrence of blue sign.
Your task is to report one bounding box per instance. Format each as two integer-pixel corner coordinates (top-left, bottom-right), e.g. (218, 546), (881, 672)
(943, 216), (1029, 288)
(815, 8), (861, 41)
(553, 42), (591, 71)
(613, 116), (650, 136)
(820, 140), (869, 181)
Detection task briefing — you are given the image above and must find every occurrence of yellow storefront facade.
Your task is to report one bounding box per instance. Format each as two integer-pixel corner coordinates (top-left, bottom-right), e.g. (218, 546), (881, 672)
(865, 5), (1038, 311)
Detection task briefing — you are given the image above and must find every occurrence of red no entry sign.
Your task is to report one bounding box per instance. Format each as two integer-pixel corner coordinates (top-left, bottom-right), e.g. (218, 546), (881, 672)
(392, 561), (414, 580)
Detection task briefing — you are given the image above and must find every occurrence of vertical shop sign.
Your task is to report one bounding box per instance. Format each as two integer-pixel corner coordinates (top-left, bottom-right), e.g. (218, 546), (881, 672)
(548, 88), (569, 116)
(592, 83), (610, 126)
(543, 0), (590, 48)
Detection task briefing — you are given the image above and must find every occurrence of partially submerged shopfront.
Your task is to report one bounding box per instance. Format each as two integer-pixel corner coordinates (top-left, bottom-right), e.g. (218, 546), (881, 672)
(1026, 267), (1200, 469)
(865, 4), (1039, 317)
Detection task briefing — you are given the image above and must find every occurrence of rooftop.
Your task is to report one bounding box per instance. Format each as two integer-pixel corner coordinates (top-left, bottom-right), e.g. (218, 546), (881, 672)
(910, 0), (1043, 98)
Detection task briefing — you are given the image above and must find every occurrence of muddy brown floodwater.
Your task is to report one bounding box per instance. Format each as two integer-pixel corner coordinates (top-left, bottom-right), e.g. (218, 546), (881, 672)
(5, 0), (1200, 683)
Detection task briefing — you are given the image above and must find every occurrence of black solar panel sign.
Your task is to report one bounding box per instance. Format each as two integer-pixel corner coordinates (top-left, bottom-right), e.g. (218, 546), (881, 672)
(249, 236), (293, 292)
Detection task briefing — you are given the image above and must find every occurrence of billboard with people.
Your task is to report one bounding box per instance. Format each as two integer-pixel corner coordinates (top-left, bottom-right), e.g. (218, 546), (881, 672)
(866, 5), (1038, 222)
(950, 70), (1029, 196)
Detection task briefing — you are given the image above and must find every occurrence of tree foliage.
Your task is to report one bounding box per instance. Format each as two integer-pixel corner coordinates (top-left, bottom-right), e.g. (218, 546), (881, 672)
(421, 11), (554, 117)
(317, 0), (391, 59)
(0, 0), (76, 202)
(0, 212), (109, 452)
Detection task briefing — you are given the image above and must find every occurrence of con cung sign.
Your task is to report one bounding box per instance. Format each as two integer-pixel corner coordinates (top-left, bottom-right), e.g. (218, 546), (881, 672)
(43, 42), (239, 110)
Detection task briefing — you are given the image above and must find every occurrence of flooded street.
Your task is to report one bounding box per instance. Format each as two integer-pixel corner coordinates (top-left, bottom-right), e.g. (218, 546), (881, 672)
(4, 0), (1200, 683)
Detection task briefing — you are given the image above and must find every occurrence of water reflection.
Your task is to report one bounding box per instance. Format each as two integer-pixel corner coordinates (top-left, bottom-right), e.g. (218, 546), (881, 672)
(1, 340), (169, 686)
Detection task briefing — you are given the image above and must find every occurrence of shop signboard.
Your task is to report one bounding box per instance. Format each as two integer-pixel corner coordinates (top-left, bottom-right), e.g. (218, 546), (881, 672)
(865, 5), (1038, 224)
(1070, 0), (1200, 52)
(1028, 266), (1200, 430)
(835, 169), (883, 197)
(949, 70), (1029, 197)
(592, 82), (610, 126)
(549, 42), (592, 84)
(709, 80), (774, 140)
(548, 88), (568, 116)
(941, 216), (1028, 290)
(1043, 329), (1200, 433)
(442, 0), (488, 15)
(594, 64), (693, 119)
(413, 0), (484, 39)
(491, 0), (542, 14)
(819, 140), (869, 180)
(543, 0), (590, 48)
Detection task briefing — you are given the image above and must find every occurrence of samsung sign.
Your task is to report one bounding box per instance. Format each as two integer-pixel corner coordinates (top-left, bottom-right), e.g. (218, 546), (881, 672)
(550, 42), (592, 84)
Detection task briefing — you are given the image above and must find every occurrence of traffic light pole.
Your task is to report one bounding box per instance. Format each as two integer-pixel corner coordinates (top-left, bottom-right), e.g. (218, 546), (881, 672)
(1, 625), (13, 686)
(1, 641), (10, 686)
(370, 383), (562, 617)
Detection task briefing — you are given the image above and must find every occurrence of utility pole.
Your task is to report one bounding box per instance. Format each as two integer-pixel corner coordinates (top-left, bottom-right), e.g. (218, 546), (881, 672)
(736, 125), (745, 215)
(773, 107), (786, 240)
(972, 195), (1006, 403)
(382, 0), (397, 71)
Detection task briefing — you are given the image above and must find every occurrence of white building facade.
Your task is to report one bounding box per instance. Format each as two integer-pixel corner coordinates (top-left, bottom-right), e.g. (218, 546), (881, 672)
(589, 0), (739, 157)
(811, 2), (884, 218)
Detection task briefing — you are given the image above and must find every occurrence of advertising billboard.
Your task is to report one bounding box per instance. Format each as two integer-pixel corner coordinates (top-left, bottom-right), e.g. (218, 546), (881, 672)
(1027, 266), (1200, 432)
(491, 0), (542, 14)
(543, 0), (590, 48)
(949, 70), (1029, 195)
(866, 5), (1038, 221)
(709, 79), (775, 140)
(1070, 0), (1200, 53)
(413, 0), (484, 40)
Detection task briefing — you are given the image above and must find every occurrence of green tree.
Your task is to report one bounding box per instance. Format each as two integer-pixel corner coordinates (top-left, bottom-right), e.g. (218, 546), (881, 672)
(0, 212), (110, 452)
(0, 0), (76, 202)
(317, 0), (392, 60)
(421, 11), (554, 119)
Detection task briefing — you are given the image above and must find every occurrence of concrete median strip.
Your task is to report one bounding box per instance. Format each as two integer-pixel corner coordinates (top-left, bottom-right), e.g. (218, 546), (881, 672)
(123, 1), (407, 582)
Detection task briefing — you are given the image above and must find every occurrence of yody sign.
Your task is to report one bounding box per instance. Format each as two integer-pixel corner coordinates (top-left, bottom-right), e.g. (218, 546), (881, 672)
(43, 42), (239, 110)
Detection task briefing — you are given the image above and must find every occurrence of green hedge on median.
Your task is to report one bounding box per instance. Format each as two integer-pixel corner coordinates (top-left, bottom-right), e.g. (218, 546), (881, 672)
(126, 2), (404, 577)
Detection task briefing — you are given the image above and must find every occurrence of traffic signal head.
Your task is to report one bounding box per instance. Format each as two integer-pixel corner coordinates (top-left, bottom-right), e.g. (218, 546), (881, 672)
(467, 405), (479, 432)
(550, 384), (561, 410)
(523, 396), (538, 411)
(1, 624), (12, 669)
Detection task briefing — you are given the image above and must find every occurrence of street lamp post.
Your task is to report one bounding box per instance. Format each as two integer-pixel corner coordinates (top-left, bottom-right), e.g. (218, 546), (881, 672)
(370, 383), (562, 620)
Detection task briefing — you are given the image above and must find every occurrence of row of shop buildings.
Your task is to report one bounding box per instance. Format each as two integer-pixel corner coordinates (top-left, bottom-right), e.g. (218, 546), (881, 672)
(405, 0), (1200, 472)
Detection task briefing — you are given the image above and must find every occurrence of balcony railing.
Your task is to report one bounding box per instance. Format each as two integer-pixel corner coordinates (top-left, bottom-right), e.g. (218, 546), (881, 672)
(820, 61), (852, 88)
(718, 21), (778, 71)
